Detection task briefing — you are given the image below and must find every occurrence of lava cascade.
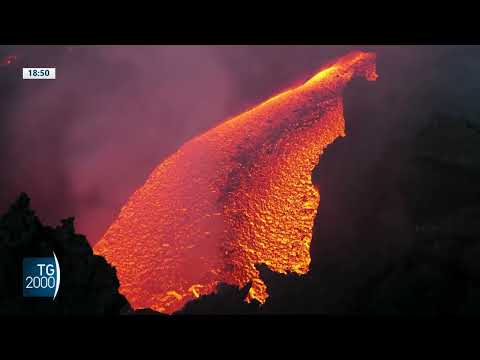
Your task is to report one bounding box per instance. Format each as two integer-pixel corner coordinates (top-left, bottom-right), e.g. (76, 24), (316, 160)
(94, 51), (378, 313)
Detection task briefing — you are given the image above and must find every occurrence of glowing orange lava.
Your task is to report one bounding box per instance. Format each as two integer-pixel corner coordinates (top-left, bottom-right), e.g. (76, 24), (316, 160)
(94, 51), (377, 314)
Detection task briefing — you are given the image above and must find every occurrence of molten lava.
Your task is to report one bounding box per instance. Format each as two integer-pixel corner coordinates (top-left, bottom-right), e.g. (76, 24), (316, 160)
(94, 51), (378, 314)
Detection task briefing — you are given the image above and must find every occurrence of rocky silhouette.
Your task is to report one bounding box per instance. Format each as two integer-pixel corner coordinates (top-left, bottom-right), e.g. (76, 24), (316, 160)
(174, 282), (261, 315)
(0, 193), (132, 315)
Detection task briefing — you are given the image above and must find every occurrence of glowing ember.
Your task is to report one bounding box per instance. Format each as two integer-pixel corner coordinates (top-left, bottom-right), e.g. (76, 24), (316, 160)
(1, 55), (17, 66)
(94, 51), (378, 314)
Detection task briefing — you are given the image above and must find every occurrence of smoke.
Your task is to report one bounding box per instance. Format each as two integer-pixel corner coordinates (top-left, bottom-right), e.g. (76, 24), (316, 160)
(0, 46), (234, 241)
(1, 45), (480, 244)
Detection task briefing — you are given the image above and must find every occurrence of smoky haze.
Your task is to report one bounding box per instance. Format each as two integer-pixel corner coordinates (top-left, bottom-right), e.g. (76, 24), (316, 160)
(1, 45), (480, 244)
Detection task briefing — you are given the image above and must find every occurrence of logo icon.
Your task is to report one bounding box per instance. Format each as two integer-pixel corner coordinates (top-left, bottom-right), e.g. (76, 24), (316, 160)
(23, 252), (60, 299)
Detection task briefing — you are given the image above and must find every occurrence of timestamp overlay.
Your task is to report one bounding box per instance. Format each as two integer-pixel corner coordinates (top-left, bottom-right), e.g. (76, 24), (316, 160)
(22, 68), (56, 80)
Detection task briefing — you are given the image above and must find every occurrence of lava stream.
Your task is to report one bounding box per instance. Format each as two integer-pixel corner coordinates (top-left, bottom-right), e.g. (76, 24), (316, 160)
(94, 51), (377, 314)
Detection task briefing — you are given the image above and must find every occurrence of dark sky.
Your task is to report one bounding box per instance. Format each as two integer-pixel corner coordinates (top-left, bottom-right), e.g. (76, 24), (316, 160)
(1, 45), (480, 243)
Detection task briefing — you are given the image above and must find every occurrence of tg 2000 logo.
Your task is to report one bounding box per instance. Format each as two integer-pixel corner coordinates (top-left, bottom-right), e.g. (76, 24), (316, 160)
(23, 253), (61, 299)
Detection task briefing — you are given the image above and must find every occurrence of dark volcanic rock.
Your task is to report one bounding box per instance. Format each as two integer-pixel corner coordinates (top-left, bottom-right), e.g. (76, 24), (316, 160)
(354, 116), (480, 316)
(174, 282), (261, 315)
(0, 193), (132, 315)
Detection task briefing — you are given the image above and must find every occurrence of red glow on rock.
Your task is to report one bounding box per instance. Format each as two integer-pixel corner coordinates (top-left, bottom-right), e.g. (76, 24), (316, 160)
(1, 55), (17, 66)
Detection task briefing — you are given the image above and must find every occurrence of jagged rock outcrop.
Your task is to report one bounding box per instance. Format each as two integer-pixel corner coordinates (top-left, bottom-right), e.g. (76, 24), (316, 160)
(174, 283), (261, 315)
(0, 193), (132, 315)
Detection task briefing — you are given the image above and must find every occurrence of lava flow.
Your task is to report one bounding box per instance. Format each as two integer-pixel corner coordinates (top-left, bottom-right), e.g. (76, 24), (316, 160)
(94, 51), (377, 314)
